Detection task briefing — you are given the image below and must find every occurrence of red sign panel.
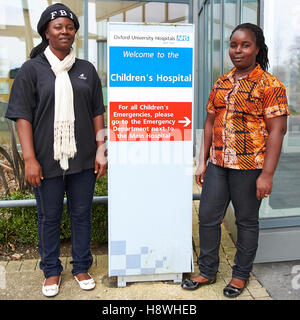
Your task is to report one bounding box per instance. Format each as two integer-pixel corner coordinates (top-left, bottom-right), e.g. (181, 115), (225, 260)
(109, 101), (192, 141)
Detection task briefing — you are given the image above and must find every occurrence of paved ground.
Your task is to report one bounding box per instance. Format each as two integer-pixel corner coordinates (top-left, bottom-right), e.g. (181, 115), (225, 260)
(4, 174), (292, 301)
(252, 260), (300, 300)
(0, 225), (270, 300)
(0, 191), (271, 300)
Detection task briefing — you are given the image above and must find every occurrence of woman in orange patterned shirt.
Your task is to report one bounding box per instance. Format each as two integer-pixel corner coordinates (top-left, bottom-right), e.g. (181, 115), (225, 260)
(181, 23), (289, 297)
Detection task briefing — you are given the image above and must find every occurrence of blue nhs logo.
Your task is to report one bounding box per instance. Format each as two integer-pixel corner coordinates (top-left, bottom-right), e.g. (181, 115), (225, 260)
(177, 35), (190, 41)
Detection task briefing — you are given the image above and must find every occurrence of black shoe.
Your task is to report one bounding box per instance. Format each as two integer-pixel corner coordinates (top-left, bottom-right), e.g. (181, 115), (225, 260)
(223, 280), (248, 298)
(181, 277), (216, 290)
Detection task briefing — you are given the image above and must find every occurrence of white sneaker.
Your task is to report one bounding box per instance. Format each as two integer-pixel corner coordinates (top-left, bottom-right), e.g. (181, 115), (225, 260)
(74, 273), (95, 290)
(42, 275), (61, 297)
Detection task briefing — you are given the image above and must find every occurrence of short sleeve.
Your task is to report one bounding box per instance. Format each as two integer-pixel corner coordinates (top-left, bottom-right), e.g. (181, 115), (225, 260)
(5, 62), (36, 123)
(91, 65), (105, 117)
(206, 81), (218, 114)
(263, 85), (290, 119)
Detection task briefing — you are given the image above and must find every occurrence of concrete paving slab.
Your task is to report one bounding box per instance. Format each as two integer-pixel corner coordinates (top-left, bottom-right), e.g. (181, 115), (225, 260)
(0, 243), (270, 301)
(252, 260), (300, 300)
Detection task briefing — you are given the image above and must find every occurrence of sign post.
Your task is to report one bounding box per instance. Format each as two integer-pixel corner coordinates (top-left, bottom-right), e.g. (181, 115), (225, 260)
(107, 23), (194, 287)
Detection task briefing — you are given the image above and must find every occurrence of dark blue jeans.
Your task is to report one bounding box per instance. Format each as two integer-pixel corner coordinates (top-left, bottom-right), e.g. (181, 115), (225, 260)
(198, 162), (262, 281)
(34, 169), (96, 278)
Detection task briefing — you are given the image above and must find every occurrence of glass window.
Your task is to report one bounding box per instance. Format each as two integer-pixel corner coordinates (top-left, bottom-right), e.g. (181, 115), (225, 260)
(213, 0), (221, 82)
(168, 3), (189, 22)
(109, 13), (124, 22)
(88, 1), (98, 67)
(145, 3), (166, 23)
(241, 0), (258, 24)
(260, 0), (300, 219)
(1, 0), (25, 26)
(126, 5), (143, 22)
(203, 0), (212, 112)
(198, 5), (205, 129)
(0, 0), (84, 144)
(223, 0), (238, 73)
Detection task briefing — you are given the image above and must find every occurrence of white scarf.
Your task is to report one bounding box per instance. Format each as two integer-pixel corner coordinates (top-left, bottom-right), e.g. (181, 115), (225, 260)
(44, 46), (76, 171)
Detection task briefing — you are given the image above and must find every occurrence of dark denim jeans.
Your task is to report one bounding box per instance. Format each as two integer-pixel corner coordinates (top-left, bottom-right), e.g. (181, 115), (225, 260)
(34, 169), (96, 278)
(198, 162), (262, 281)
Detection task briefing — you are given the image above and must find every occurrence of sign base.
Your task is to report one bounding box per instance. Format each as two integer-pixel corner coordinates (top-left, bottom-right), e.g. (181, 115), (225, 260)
(117, 273), (182, 288)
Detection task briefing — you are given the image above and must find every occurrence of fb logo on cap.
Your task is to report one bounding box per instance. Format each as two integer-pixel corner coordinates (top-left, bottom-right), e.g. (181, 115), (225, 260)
(50, 10), (74, 20)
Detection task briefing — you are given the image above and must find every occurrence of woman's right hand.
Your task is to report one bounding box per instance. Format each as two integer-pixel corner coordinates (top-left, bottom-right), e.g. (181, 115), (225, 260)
(16, 119), (43, 187)
(195, 162), (207, 187)
(24, 157), (43, 187)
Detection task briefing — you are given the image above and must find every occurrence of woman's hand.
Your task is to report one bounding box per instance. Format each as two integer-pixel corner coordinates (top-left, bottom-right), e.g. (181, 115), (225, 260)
(256, 116), (287, 200)
(195, 162), (207, 187)
(256, 172), (273, 200)
(94, 146), (107, 179)
(93, 115), (107, 179)
(24, 157), (43, 187)
(195, 112), (215, 187)
(16, 119), (43, 187)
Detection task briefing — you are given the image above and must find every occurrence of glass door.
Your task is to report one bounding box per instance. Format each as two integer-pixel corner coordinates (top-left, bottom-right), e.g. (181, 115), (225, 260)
(260, 0), (300, 218)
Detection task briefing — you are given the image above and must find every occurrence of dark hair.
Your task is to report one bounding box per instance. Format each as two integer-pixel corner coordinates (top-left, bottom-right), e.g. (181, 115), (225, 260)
(230, 23), (269, 71)
(30, 39), (49, 59)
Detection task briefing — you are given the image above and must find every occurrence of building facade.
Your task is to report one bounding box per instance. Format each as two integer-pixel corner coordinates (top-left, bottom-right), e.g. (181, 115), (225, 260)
(197, 0), (300, 262)
(0, 0), (299, 262)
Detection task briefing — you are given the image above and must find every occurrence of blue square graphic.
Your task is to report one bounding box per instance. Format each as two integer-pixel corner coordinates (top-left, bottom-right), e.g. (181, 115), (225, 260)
(110, 241), (126, 255)
(110, 269), (126, 276)
(126, 255), (141, 269)
(141, 247), (148, 254)
(155, 260), (164, 268)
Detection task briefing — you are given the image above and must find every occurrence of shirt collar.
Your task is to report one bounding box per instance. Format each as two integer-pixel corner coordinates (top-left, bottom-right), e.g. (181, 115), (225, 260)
(220, 63), (264, 83)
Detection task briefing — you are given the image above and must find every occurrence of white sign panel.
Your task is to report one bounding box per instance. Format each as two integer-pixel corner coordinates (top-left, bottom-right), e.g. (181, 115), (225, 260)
(107, 23), (194, 285)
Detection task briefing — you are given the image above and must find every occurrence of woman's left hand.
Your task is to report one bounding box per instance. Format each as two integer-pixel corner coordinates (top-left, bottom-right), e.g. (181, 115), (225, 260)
(256, 116), (287, 200)
(95, 146), (107, 178)
(256, 172), (273, 200)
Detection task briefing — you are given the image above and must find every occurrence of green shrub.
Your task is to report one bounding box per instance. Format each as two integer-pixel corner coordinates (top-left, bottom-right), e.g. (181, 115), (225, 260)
(0, 175), (108, 245)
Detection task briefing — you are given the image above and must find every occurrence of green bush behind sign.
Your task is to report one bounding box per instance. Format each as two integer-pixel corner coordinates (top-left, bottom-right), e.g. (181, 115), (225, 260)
(0, 175), (108, 245)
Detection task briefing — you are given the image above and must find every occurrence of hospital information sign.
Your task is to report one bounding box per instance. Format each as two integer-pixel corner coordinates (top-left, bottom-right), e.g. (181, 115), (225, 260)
(107, 23), (194, 286)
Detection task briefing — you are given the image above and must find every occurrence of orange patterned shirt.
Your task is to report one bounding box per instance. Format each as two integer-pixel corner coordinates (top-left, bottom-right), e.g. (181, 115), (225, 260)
(206, 64), (289, 170)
